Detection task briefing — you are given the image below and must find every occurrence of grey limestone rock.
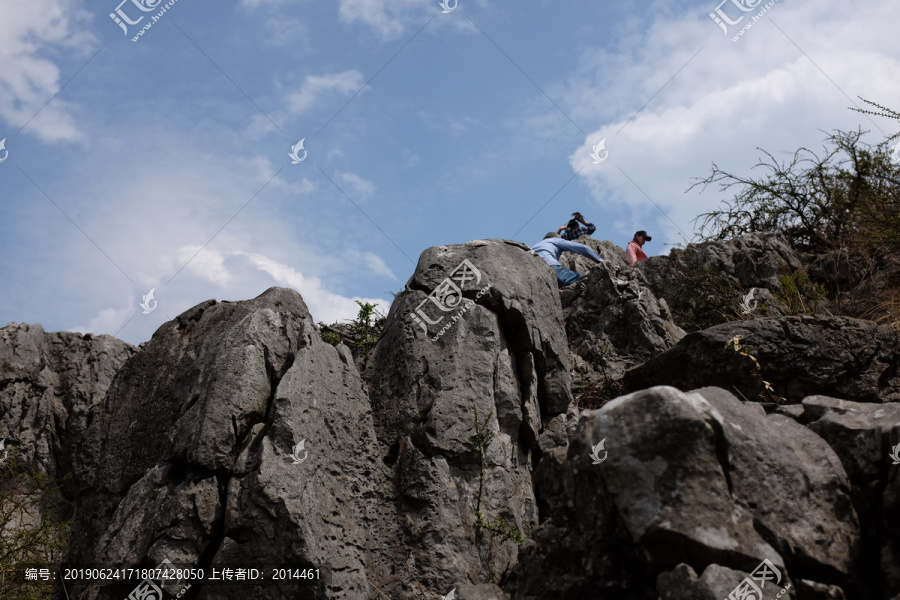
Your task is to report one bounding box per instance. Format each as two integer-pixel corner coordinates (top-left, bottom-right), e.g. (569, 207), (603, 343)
(624, 316), (900, 403)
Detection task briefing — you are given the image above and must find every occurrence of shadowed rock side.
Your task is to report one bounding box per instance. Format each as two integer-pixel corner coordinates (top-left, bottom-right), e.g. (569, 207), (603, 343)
(68, 288), (400, 600)
(0, 323), (135, 482)
(365, 239), (575, 595)
(771, 397), (900, 598)
(559, 261), (684, 384)
(623, 316), (900, 403)
(514, 386), (861, 599)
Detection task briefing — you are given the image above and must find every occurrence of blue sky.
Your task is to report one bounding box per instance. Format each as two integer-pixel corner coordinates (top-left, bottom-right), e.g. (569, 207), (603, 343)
(1, 0), (899, 345)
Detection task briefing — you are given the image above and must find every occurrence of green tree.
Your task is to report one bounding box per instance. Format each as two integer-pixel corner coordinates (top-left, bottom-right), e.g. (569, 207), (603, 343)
(691, 128), (900, 253)
(318, 300), (386, 368)
(0, 455), (69, 600)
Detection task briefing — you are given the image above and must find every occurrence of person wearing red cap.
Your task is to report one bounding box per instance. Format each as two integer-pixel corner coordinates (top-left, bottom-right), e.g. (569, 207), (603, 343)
(625, 230), (651, 266)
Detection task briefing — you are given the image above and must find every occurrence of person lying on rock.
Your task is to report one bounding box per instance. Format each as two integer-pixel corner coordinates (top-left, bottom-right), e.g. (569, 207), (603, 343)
(625, 230), (651, 266)
(532, 232), (603, 287)
(557, 211), (596, 240)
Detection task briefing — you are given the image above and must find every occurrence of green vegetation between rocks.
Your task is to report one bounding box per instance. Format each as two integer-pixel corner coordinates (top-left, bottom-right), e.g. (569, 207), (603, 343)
(0, 455), (69, 600)
(469, 407), (525, 546)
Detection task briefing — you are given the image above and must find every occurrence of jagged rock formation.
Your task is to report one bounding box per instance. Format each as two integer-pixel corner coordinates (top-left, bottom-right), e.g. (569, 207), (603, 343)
(0, 323), (135, 488)
(554, 236), (686, 400)
(67, 289), (400, 600)
(560, 262), (684, 384)
(624, 315), (900, 403)
(2, 233), (900, 600)
(365, 239), (573, 591)
(516, 386), (861, 599)
(638, 232), (803, 305)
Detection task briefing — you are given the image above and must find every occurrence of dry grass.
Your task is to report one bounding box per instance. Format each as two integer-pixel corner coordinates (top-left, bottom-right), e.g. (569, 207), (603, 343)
(859, 287), (900, 329)
(575, 377), (624, 410)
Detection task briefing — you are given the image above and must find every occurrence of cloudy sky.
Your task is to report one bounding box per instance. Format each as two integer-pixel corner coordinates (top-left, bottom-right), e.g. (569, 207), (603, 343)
(1, 0), (898, 345)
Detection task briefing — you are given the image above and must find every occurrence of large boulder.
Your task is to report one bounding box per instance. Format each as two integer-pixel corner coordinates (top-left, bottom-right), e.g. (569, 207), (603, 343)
(513, 386), (860, 598)
(366, 239), (572, 593)
(68, 288), (401, 600)
(0, 323), (135, 597)
(624, 316), (900, 403)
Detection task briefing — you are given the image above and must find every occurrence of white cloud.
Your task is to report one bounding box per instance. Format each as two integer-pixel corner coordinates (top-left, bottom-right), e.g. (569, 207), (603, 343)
(560, 0), (900, 248)
(6, 117), (398, 344)
(264, 17), (310, 47)
(0, 0), (96, 142)
(337, 171), (376, 201)
(337, 0), (432, 38)
(234, 251), (390, 323)
(70, 298), (134, 339)
(346, 249), (397, 280)
(288, 71), (364, 114)
(175, 245), (233, 287)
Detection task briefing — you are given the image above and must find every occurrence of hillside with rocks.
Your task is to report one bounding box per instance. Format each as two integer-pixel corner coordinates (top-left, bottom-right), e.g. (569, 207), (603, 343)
(2, 233), (900, 600)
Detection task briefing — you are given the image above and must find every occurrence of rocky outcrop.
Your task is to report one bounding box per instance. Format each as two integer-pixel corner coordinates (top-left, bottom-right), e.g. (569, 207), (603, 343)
(61, 238), (581, 600)
(624, 315), (900, 403)
(774, 396), (900, 598)
(638, 232), (803, 298)
(68, 288), (400, 599)
(0, 323), (135, 482)
(3, 232), (900, 600)
(515, 386), (859, 599)
(560, 261), (684, 385)
(365, 239), (574, 593)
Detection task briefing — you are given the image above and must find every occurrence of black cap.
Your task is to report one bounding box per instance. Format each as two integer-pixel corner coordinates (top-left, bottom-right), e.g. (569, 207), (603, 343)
(635, 230), (652, 241)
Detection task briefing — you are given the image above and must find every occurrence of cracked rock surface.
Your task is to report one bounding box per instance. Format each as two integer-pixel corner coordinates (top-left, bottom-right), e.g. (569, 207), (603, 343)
(624, 315), (900, 403)
(3, 233), (900, 600)
(365, 239), (573, 594)
(68, 288), (399, 599)
(514, 386), (859, 599)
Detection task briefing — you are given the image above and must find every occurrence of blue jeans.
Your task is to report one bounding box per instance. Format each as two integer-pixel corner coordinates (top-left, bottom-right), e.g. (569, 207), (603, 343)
(552, 265), (583, 287)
